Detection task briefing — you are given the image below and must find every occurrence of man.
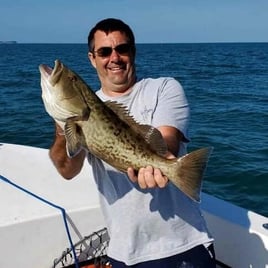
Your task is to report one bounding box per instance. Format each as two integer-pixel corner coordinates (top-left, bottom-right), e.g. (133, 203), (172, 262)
(49, 18), (216, 267)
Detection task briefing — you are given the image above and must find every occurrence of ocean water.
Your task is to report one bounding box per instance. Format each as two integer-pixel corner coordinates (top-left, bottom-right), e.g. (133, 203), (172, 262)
(0, 43), (267, 217)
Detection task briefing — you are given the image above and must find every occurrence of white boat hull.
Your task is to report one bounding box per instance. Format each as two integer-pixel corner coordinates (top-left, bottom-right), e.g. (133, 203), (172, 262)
(0, 143), (105, 267)
(1, 143), (267, 267)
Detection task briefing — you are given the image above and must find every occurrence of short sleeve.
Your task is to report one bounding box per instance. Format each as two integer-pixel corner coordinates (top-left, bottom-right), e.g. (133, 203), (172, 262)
(152, 78), (190, 142)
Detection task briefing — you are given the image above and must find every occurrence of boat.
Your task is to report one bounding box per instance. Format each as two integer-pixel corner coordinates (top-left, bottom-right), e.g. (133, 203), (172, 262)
(1, 143), (267, 267)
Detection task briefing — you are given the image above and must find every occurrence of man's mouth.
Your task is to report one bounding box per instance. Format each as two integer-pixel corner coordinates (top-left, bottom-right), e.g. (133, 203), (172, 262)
(107, 65), (126, 72)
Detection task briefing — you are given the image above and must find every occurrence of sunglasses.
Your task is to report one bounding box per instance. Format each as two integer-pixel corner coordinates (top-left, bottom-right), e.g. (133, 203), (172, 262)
(93, 43), (133, 58)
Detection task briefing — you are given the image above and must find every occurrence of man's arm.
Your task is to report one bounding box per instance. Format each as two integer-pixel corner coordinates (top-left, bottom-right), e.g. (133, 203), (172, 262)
(49, 123), (86, 179)
(158, 125), (183, 156)
(127, 125), (183, 188)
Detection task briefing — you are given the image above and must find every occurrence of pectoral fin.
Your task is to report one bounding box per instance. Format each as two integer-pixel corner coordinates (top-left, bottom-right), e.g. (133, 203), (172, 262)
(64, 120), (83, 158)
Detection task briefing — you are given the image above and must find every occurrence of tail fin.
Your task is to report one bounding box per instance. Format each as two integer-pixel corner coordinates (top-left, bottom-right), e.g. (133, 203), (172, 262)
(171, 147), (213, 202)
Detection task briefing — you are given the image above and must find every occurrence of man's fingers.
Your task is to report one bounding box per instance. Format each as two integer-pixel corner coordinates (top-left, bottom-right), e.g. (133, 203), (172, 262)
(142, 166), (156, 188)
(128, 166), (168, 189)
(154, 168), (168, 188)
(127, 167), (137, 183)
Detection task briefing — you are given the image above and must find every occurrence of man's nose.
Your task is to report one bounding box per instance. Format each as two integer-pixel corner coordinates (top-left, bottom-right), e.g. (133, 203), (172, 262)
(110, 49), (121, 60)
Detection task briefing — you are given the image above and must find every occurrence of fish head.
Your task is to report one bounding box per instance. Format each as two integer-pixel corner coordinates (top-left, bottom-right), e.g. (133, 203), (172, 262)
(39, 59), (88, 122)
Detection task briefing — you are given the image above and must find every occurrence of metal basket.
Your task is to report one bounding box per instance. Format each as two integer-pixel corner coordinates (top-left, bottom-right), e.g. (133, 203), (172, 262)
(52, 228), (110, 268)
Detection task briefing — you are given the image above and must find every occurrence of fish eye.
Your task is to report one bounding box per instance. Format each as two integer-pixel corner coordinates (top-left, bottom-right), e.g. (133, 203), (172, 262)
(69, 75), (77, 82)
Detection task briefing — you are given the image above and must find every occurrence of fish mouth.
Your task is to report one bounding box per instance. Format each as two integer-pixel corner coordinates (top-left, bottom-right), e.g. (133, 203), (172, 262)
(39, 64), (52, 78)
(39, 59), (63, 85)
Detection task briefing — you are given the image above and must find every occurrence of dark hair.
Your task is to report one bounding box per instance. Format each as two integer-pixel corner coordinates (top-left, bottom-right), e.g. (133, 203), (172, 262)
(88, 18), (136, 54)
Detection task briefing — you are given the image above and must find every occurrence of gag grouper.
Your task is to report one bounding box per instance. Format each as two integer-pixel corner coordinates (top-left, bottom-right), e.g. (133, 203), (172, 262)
(39, 59), (213, 202)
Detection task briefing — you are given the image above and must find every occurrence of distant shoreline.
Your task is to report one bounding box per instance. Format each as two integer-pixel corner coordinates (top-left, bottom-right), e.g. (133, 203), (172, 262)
(0, 41), (17, 44)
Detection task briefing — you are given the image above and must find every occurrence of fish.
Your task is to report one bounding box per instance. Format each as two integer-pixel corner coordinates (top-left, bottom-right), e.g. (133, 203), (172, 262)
(39, 59), (213, 202)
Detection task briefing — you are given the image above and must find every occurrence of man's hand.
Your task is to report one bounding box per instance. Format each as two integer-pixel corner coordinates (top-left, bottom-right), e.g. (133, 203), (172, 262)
(127, 166), (169, 189)
(127, 150), (176, 189)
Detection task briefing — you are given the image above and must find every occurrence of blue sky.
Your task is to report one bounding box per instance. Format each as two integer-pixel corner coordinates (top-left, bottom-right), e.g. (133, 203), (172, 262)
(1, 0), (268, 43)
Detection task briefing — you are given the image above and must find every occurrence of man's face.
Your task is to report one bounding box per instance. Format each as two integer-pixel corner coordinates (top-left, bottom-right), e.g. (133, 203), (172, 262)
(88, 30), (136, 97)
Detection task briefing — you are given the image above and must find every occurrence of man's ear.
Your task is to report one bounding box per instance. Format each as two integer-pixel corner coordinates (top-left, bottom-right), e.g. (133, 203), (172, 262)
(88, 52), (96, 68)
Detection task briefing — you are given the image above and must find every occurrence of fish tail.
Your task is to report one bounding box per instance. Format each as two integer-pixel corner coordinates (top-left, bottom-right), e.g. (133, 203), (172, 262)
(171, 147), (213, 202)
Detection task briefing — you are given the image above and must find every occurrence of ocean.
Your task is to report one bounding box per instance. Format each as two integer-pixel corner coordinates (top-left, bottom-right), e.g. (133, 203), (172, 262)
(0, 43), (267, 217)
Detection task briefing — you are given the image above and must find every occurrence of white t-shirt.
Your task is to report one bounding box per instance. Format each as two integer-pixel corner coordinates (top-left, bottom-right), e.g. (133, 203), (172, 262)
(87, 77), (213, 265)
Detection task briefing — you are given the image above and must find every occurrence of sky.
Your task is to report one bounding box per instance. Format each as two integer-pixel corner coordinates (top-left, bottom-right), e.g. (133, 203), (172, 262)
(1, 0), (268, 43)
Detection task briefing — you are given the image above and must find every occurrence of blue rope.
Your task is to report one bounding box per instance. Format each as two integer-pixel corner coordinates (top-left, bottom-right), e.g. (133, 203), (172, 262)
(0, 174), (79, 268)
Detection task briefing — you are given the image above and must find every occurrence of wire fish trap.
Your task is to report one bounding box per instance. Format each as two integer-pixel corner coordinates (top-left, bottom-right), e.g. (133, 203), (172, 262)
(53, 228), (111, 268)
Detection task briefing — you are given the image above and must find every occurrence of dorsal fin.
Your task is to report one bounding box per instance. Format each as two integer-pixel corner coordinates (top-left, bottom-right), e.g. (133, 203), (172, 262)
(139, 125), (168, 156)
(105, 101), (138, 127)
(105, 101), (168, 156)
